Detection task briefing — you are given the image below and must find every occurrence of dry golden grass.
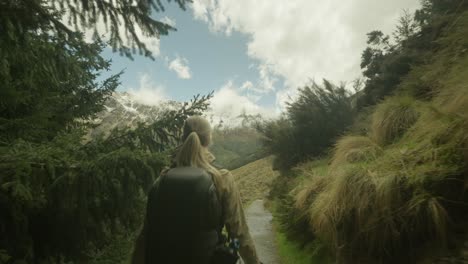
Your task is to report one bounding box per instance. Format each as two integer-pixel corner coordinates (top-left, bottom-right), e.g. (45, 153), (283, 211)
(307, 152), (458, 263)
(231, 156), (279, 205)
(294, 178), (327, 213)
(371, 96), (420, 146)
(329, 136), (382, 170)
(300, 101), (468, 263)
(293, 172), (331, 216)
(435, 83), (468, 119)
(289, 160), (331, 211)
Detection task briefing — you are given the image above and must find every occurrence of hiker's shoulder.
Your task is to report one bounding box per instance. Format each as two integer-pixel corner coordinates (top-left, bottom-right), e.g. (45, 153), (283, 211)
(217, 169), (237, 190)
(209, 166), (232, 184)
(218, 168), (232, 178)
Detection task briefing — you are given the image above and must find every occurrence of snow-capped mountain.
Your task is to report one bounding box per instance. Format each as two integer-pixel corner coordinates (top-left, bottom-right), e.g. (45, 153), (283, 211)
(85, 91), (268, 142)
(86, 92), (182, 139)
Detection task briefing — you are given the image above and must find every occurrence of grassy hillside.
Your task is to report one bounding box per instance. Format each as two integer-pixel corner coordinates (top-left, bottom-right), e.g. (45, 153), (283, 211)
(231, 156), (279, 205)
(275, 10), (468, 264)
(210, 127), (265, 170)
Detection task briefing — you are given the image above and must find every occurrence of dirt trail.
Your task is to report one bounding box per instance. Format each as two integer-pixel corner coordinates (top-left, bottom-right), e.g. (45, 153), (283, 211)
(245, 199), (281, 264)
(232, 157), (280, 263)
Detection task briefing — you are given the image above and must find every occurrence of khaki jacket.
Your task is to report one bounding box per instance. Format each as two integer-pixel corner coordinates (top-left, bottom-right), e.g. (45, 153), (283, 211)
(131, 151), (260, 264)
(212, 168), (260, 264)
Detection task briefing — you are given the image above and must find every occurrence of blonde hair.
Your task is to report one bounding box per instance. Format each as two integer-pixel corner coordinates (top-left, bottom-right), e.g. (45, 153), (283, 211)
(176, 116), (220, 179)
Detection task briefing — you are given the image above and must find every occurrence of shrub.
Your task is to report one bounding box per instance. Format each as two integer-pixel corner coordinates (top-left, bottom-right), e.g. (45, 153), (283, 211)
(258, 80), (355, 171)
(256, 117), (299, 171)
(288, 81), (355, 158)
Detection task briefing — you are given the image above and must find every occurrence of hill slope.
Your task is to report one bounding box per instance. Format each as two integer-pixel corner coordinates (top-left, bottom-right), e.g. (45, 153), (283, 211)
(273, 8), (468, 264)
(231, 157), (279, 205)
(210, 128), (265, 170)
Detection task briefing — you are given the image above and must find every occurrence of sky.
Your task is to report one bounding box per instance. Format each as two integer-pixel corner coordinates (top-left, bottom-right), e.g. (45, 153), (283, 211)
(97, 0), (421, 124)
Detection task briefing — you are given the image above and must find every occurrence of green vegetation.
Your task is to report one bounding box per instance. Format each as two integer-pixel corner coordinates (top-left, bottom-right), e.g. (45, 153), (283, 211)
(270, 160), (330, 246)
(87, 233), (136, 264)
(256, 81), (354, 171)
(0, 0), (189, 60)
(2, 0), (468, 263)
(0, 94), (212, 263)
(275, 230), (321, 264)
(329, 135), (381, 169)
(263, 1), (468, 263)
(370, 96), (420, 146)
(0, 1), (210, 263)
(269, 188), (331, 264)
(356, 0), (468, 108)
(210, 126), (265, 170)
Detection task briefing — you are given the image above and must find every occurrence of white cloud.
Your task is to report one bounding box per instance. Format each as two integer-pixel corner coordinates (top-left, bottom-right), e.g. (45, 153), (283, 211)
(160, 16), (177, 27)
(258, 63), (278, 92)
(239, 64), (278, 97)
(168, 56), (192, 79)
(191, 0), (421, 109)
(240, 81), (254, 91)
(128, 73), (167, 106)
(238, 81), (263, 102)
(208, 81), (277, 126)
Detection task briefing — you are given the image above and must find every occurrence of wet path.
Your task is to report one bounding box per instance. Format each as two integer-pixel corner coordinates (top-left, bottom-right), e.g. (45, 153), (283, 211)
(245, 200), (281, 264)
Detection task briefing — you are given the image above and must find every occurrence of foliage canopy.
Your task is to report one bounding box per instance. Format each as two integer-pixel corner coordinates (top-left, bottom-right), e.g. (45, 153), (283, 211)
(257, 80), (354, 171)
(0, 0), (215, 263)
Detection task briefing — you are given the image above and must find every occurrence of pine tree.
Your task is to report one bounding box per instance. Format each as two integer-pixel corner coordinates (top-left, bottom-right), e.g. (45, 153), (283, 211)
(0, 0), (191, 59)
(0, 1), (215, 263)
(357, 0), (468, 108)
(0, 0), (192, 143)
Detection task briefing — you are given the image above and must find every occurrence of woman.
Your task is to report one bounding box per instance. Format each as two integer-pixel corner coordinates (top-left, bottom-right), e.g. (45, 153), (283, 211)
(131, 115), (260, 264)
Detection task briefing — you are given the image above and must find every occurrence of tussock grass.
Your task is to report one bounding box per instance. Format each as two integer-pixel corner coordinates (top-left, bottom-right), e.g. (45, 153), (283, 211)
(292, 160), (331, 213)
(289, 174), (331, 246)
(294, 176), (329, 213)
(271, 160), (330, 247)
(435, 83), (468, 118)
(308, 158), (462, 263)
(278, 11), (468, 263)
(274, 112), (466, 263)
(329, 136), (382, 170)
(371, 96), (420, 146)
(298, 103), (468, 263)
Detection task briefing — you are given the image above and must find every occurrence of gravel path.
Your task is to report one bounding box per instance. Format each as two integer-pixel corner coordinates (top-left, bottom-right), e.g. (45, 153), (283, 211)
(245, 200), (281, 264)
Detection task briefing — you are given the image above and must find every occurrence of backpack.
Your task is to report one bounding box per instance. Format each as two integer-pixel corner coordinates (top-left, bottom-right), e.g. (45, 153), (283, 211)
(144, 167), (223, 264)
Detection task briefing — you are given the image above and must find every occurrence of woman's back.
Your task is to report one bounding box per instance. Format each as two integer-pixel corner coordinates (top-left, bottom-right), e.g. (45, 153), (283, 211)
(131, 116), (260, 264)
